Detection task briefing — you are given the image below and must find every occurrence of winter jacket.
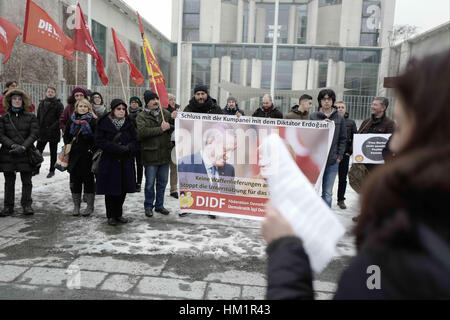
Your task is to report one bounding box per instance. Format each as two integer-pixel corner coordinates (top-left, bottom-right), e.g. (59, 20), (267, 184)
(343, 112), (358, 155)
(37, 97), (64, 143)
(358, 113), (395, 135)
(168, 104), (180, 113)
(0, 89), (39, 173)
(310, 110), (347, 166)
(63, 114), (97, 174)
(128, 108), (143, 128)
(183, 96), (223, 115)
(284, 105), (309, 120)
(94, 115), (138, 196)
(59, 104), (75, 133)
(267, 222), (450, 300)
(252, 106), (283, 119)
(136, 108), (174, 166)
(223, 105), (245, 116)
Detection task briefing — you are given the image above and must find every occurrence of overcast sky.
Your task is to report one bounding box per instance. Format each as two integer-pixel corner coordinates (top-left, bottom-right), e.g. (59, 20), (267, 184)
(123, 0), (450, 40)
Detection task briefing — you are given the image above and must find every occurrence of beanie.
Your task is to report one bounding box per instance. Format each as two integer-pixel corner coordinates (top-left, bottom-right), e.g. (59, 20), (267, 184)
(71, 87), (88, 97)
(194, 84), (208, 95)
(144, 90), (159, 105)
(110, 99), (127, 110)
(129, 96), (143, 107)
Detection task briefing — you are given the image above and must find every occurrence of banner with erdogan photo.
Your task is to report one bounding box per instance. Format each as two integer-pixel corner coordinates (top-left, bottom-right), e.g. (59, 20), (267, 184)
(175, 113), (334, 220)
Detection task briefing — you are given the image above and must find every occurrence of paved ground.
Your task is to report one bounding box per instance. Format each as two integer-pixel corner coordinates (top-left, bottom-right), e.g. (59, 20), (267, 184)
(0, 151), (359, 300)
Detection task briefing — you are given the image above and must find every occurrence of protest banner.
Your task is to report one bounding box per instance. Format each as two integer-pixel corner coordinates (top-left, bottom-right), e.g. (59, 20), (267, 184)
(175, 113), (334, 220)
(353, 133), (392, 164)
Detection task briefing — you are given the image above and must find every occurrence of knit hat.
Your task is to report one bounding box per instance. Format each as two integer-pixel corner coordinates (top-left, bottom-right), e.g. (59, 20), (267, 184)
(72, 87), (88, 97)
(144, 90), (159, 105)
(194, 84), (208, 95)
(110, 99), (127, 111)
(227, 96), (236, 103)
(129, 96), (143, 107)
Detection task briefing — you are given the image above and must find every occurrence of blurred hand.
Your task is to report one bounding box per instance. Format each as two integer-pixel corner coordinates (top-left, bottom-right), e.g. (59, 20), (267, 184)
(261, 201), (294, 244)
(161, 121), (171, 131)
(171, 111), (178, 119)
(337, 158), (342, 164)
(324, 119), (332, 123)
(9, 144), (26, 155)
(236, 112), (242, 118)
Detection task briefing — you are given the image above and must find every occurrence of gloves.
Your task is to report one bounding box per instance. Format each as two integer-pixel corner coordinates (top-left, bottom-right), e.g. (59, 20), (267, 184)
(9, 145), (25, 156)
(117, 144), (129, 154)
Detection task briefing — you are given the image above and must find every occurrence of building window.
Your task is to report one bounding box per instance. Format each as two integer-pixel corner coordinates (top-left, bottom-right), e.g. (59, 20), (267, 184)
(344, 63), (379, 96)
(244, 46), (259, 59)
(191, 58), (211, 90)
(91, 20), (107, 86)
(215, 45), (229, 58)
(193, 45), (212, 58)
(312, 48), (342, 62)
(360, 0), (381, 46)
(317, 62), (328, 88)
(231, 60), (241, 84)
(183, 0), (200, 41)
(319, 0), (342, 7)
(297, 5), (308, 44)
(276, 61), (293, 90)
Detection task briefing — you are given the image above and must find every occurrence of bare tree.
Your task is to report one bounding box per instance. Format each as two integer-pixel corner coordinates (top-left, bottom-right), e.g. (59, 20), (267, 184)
(389, 24), (420, 45)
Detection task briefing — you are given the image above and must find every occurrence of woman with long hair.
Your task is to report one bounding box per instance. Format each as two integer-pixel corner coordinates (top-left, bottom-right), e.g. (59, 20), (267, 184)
(261, 50), (450, 299)
(63, 99), (97, 217)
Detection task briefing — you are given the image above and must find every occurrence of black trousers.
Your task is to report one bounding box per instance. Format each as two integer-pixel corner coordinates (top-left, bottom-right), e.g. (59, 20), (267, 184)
(105, 194), (127, 219)
(36, 140), (58, 173)
(70, 172), (95, 194)
(134, 150), (143, 186)
(337, 154), (350, 202)
(3, 172), (33, 208)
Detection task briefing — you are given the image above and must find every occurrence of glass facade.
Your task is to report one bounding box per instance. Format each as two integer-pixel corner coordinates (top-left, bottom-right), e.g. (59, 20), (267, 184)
(91, 20), (107, 86)
(319, 0), (342, 7)
(183, 0), (200, 41)
(360, 0), (381, 46)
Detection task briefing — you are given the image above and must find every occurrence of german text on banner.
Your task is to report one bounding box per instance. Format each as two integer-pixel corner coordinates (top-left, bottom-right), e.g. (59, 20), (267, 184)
(137, 13), (169, 108)
(175, 113), (335, 220)
(353, 134), (392, 164)
(111, 28), (144, 86)
(0, 17), (22, 64)
(74, 3), (108, 85)
(23, 0), (76, 60)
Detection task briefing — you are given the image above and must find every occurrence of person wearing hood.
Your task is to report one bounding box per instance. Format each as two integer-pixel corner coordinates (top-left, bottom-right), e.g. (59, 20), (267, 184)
(129, 96), (144, 192)
(95, 99), (138, 227)
(261, 51), (450, 300)
(310, 89), (347, 208)
(90, 92), (108, 118)
(35, 87), (64, 178)
(252, 94), (283, 119)
(59, 87), (89, 133)
(0, 81), (35, 116)
(284, 95), (313, 120)
(335, 101), (357, 210)
(63, 99), (97, 217)
(0, 89), (39, 216)
(183, 85), (223, 115)
(223, 96), (245, 117)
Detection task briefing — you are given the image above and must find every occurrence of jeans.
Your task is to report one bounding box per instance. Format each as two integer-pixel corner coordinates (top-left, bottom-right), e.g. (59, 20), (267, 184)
(321, 162), (339, 208)
(144, 164), (170, 210)
(36, 141), (58, 173)
(337, 155), (351, 202)
(3, 172), (33, 209)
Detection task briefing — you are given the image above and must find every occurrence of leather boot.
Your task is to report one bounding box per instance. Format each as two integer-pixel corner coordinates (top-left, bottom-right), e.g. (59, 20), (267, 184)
(82, 194), (95, 217)
(72, 193), (82, 216)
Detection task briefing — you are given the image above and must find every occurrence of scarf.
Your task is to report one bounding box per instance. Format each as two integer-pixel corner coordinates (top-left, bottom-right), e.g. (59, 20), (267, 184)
(93, 104), (106, 115)
(111, 117), (125, 131)
(70, 113), (94, 137)
(11, 106), (23, 114)
(189, 97), (213, 113)
(262, 104), (274, 117)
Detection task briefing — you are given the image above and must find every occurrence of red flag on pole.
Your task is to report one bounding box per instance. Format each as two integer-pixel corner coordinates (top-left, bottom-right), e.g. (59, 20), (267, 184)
(23, 0), (76, 60)
(111, 28), (144, 87)
(0, 17), (22, 64)
(74, 3), (108, 85)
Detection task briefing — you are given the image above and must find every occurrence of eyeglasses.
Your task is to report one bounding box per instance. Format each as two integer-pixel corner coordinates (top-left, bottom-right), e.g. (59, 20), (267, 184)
(115, 108), (126, 111)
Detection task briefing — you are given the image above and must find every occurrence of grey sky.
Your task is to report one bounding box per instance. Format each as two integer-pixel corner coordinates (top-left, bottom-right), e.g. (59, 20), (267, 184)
(123, 0), (450, 41)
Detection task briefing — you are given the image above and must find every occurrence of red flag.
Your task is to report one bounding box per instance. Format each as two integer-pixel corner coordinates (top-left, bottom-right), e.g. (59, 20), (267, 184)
(0, 17), (22, 64)
(111, 28), (144, 87)
(23, 0), (76, 60)
(74, 3), (108, 85)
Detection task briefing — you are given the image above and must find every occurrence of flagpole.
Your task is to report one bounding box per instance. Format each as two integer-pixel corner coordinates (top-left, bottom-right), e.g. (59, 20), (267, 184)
(18, 40), (24, 86)
(147, 63), (166, 122)
(116, 61), (128, 103)
(75, 51), (78, 86)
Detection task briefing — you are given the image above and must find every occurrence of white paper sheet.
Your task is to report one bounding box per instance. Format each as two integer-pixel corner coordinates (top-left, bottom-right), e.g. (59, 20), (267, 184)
(260, 134), (345, 273)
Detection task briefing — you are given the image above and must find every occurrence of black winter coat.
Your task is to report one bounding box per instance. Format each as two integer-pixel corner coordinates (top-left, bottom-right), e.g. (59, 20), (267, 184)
(94, 115), (137, 196)
(63, 114), (97, 174)
(252, 106), (283, 119)
(37, 97), (64, 143)
(0, 90), (39, 173)
(184, 97), (223, 115)
(310, 110), (347, 166)
(223, 105), (245, 116)
(343, 112), (357, 155)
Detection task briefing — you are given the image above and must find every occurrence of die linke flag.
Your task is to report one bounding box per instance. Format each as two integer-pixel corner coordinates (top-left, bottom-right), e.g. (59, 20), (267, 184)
(137, 12), (169, 108)
(0, 17), (22, 64)
(74, 3), (108, 85)
(23, 0), (76, 60)
(111, 28), (144, 86)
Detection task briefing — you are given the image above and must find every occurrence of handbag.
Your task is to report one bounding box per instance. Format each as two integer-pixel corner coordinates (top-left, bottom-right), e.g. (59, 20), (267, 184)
(54, 130), (81, 172)
(7, 114), (44, 168)
(91, 132), (122, 174)
(348, 163), (369, 194)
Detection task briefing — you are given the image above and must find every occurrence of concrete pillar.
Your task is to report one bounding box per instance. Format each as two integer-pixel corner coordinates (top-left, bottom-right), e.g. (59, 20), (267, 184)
(210, 57), (220, 101)
(250, 58), (262, 111)
(336, 61), (346, 101)
(379, 0), (396, 48)
(339, 0), (363, 46)
(307, 59), (318, 90)
(180, 43), (192, 109)
(287, 5), (298, 44)
(292, 60), (308, 90)
(248, 0), (256, 43)
(200, 0), (221, 42)
(240, 59), (248, 86)
(236, 0), (244, 43)
(220, 56), (232, 107)
(255, 7), (266, 43)
(326, 59), (338, 87)
(171, 0), (181, 42)
(306, 0), (318, 45)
